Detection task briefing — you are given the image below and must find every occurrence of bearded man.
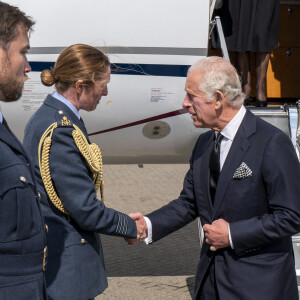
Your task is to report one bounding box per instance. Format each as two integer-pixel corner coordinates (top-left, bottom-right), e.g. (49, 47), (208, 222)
(0, 2), (47, 299)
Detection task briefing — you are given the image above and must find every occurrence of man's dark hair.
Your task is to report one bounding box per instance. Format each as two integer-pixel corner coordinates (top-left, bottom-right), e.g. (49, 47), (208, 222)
(0, 1), (35, 49)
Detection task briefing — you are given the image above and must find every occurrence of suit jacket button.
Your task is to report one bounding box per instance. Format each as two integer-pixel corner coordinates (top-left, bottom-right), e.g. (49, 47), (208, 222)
(81, 239), (86, 244)
(38, 192), (41, 200)
(45, 224), (49, 233)
(20, 176), (26, 183)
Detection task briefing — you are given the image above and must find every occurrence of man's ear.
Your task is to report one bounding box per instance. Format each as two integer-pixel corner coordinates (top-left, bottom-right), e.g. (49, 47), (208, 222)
(214, 91), (224, 109)
(75, 80), (84, 94)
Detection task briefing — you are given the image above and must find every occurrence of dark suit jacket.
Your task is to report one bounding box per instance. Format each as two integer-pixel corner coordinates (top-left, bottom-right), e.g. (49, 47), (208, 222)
(147, 109), (300, 300)
(0, 121), (46, 300)
(23, 95), (137, 300)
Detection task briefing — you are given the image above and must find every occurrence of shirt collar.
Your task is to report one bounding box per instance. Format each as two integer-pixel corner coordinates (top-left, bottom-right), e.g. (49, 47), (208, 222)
(221, 105), (246, 141)
(51, 91), (81, 120)
(0, 112), (3, 123)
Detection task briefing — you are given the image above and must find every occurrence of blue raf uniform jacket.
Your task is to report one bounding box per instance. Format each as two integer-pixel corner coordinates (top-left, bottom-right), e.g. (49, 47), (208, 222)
(0, 119), (46, 300)
(23, 94), (137, 300)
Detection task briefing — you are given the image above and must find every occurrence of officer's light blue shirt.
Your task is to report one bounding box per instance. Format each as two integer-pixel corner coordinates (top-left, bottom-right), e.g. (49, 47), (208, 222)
(0, 112), (3, 123)
(51, 91), (81, 120)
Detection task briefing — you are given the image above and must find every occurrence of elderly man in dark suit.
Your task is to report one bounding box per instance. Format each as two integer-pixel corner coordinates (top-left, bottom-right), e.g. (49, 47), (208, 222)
(0, 2), (47, 299)
(129, 56), (300, 300)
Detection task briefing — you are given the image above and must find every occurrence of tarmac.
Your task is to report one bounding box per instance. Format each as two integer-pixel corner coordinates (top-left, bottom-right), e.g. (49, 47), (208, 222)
(95, 163), (201, 300)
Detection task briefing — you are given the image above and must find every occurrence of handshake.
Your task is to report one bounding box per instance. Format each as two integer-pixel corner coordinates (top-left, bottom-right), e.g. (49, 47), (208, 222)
(126, 212), (148, 245)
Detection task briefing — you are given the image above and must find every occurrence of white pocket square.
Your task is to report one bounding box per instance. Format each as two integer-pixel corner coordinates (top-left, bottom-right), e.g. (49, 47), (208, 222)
(232, 162), (252, 179)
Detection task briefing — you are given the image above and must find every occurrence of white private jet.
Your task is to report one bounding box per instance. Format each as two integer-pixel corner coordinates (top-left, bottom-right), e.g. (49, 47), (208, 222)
(1, 0), (299, 164)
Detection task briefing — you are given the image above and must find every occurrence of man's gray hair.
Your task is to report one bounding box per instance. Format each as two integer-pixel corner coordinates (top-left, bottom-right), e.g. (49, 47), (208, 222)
(188, 56), (244, 108)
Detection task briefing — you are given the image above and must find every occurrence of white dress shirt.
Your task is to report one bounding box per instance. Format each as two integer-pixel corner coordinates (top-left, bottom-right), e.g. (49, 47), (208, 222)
(144, 105), (247, 246)
(0, 112), (3, 123)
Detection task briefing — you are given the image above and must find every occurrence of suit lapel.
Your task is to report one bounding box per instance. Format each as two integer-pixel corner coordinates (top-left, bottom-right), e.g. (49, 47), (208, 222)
(212, 110), (256, 219)
(194, 131), (215, 217)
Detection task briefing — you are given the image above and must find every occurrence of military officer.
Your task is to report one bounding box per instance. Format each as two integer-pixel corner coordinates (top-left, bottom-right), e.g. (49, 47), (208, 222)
(0, 2), (47, 299)
(23, 44), (146, 300)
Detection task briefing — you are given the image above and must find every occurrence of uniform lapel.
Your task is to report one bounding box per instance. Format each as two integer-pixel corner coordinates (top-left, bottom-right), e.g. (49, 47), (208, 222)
(77, 117), (90, 143)
(71, 114), (90, 143)
(212, 110), (256, 219)
(44, 95), (90, 142)
(0, 123), (26, 156)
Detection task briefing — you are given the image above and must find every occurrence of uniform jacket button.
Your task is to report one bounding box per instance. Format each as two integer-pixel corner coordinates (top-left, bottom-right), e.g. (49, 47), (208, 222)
(20, 176), (26, 183)
(81, 239), (86, 244)
(45, 224), (49, 233)
(38, 192), (41, 200)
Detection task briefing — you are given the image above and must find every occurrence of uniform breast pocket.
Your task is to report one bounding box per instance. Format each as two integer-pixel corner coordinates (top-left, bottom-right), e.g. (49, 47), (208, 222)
(64, 230), (97, 249)
(0, 164), (41, 242)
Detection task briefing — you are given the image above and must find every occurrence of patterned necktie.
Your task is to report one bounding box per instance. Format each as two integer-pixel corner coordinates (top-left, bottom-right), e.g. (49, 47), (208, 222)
(209, 132), (223, 205)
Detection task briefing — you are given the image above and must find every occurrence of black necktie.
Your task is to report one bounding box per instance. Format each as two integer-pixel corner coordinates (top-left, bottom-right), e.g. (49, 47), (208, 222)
(209, 132), (223, 205)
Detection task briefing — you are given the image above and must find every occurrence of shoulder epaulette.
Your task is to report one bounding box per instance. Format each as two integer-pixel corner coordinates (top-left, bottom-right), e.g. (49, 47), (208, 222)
(54, 110), (73, 127)
(38, 118), (104, 220)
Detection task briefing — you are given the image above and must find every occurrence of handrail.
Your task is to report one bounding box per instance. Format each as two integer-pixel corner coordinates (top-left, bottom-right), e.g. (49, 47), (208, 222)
(292, 236), (300, 243)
